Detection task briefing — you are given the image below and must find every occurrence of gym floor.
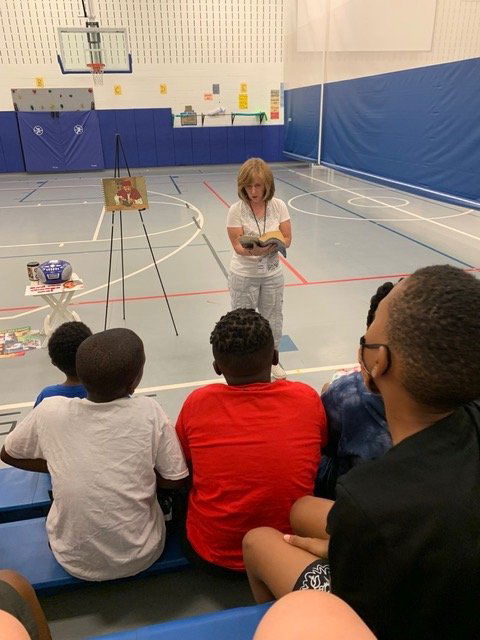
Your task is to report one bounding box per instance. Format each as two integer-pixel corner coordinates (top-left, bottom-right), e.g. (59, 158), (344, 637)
(0, 162), (478, 638)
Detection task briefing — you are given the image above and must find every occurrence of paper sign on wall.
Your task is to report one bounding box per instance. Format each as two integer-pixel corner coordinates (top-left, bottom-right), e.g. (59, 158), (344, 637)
(160, 83), (167, 94)
(270, 89), (280, 120)
(114, 85), (122, 95)
(238, 94), (248, 110)
(204, 92), (213, 101)
(240, 83), (247, 93)
(35, 77), (45, 88)
(212, 83), (220, 94)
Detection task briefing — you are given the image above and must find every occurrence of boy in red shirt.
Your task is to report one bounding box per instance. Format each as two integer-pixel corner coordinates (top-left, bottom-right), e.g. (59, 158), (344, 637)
(176, 308), (327, 571)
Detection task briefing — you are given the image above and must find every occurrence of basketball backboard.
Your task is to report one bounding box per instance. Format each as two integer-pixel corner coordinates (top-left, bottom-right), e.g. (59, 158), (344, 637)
(57, 27), (132, 74)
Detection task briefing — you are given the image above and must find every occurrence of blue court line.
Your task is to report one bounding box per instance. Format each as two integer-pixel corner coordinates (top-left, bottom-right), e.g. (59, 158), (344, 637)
(279, 335), (298, 353)
(19, 180), (48, 203)
(276, 177), (475, 269)
(192, 215), (229, 278)
(170, 175), (181, 194)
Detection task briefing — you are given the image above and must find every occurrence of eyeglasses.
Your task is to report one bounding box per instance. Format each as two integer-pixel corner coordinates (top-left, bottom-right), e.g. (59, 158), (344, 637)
(359, 335), (391, 374)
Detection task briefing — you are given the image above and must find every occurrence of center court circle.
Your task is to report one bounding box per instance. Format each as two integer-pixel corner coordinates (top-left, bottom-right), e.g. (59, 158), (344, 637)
(287, 191), (471, 222)
(347, 196), (409, 208)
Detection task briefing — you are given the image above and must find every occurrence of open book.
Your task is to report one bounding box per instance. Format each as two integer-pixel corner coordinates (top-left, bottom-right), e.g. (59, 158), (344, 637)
(239, 231), (287, 257)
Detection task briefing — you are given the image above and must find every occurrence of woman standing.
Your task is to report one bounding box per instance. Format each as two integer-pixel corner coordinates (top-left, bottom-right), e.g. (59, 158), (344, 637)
(227, 158), (292, 379)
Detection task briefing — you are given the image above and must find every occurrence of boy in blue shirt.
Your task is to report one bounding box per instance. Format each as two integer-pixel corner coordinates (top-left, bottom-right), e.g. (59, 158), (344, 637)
(34, 322), (92, 407)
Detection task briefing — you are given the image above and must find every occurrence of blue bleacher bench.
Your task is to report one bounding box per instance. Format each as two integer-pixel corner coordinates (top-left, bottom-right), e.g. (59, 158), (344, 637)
(0, 468), (52, 522)
(85, 603), (272, 640)
(0, 517), (189, 594)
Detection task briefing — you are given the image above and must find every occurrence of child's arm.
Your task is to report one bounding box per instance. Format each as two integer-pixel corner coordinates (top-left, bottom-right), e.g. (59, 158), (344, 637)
(2, 408), (47, 473)
(154, 469), (188, 489)
(0, 447), (48, 473)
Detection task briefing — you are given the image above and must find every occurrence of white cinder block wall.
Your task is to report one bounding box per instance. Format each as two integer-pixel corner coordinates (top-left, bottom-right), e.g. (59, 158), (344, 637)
(284, 0), (480, 89)
(0, 0), (285, 124)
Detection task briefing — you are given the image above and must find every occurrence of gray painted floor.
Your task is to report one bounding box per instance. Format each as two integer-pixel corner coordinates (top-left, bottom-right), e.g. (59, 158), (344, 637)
(0, 162), (478, 638)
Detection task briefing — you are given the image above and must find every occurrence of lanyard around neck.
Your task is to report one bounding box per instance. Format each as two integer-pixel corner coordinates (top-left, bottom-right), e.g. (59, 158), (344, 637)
(249, 202), (267, 236)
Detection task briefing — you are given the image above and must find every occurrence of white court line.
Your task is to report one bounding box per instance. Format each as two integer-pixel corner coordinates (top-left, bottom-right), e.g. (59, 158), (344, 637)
(288, 192), (473, 222)
(92, 206), (105, 241)
(0, 199), (186, 211)
(0, 201), (106, 210)
(289, 169), (480, 241)
(0, 362), (357, 411)
(347, 196), (409, 208)
(0, 201), (191, 249)
(0, 192), (204, 321)
(321, 161), (480, 208)
(0, 184), (102, 191)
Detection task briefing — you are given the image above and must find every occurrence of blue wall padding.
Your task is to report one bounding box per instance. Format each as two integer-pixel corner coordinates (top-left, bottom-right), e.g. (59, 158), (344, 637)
(115, 110), (140, 168)
(2, 105), (283, 172)
(0, 112), (25, 172)
(322, 56), (480, 201)
(17, 113), (66, 172)
(244, 126), (263, 159)
(133, 109), (157, 167)
(60, 111), (104, 171)
(0, 136), (6, 172)
(191, 128), (211, 164)
(17, 111), (104, 172)
(173, 128), (194, 165)
(96, 109), (118, 168)
(97, 108), (175, 168)
(209, 127), (229, 164)
(153, 109), (175, 166)
(284, 84), (320, 160)
(227, 127), (246, 163)
(262, 125), (283, 162)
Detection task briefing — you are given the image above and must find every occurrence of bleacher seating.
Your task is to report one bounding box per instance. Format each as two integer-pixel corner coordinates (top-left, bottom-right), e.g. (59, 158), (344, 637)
(0, 468), (51, 522)
(0, 517), (189, 594)
(85, 603), (272, 640)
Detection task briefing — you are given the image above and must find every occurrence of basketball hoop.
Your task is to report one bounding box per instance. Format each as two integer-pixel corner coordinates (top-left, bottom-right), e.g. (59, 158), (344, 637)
(86, 62), (105, 86)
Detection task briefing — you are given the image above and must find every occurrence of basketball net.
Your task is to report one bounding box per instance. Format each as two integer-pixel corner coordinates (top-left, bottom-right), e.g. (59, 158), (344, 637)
(87, 62), (105, 86)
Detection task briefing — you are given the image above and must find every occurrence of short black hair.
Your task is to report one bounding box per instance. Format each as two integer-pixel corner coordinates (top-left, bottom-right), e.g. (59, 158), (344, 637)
(76, 328), (144, 398)
(366, 282), (395, 328)
(48, 321), (92, 377)
(210, 308), (274, 376)
(387, 265), (480, 409)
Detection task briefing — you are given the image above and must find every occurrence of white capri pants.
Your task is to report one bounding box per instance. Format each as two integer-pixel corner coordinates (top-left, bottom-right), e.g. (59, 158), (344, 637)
(228, 271), (284, 349)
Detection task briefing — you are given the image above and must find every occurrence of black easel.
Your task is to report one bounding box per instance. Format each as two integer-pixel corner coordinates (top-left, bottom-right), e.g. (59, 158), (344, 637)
(104, 134), (178, 335)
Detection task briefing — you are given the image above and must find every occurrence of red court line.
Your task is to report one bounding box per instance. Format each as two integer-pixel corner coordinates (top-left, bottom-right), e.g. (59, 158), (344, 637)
(203, 181), (231, 208)
(280, 256), (308, 284)
(203, 179), (310, 285)
(2, 271), (478, 314)
(0, 289), (231, 313)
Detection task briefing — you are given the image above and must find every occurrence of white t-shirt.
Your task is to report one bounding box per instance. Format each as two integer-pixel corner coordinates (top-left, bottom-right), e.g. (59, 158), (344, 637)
(227, 197), (290, 277)
(5, 395), (188, 581)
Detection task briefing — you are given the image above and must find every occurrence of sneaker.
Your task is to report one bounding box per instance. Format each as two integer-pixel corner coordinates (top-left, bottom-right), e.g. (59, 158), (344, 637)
(271, 363), (287, 380)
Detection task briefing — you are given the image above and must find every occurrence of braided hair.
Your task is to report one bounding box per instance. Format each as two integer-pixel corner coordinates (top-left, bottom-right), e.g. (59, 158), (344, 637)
(210, 308), (274, 375)
(366, 282), (395, 328)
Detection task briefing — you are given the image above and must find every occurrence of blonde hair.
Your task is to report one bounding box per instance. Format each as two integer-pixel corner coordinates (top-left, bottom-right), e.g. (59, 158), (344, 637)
(237, 157), (275, 203)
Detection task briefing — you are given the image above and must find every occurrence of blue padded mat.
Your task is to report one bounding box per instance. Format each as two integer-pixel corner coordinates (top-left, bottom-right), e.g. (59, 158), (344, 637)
(85, 603), (272, 640)
(0, 468), (51, 522)
(0, 517), (189, 593)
